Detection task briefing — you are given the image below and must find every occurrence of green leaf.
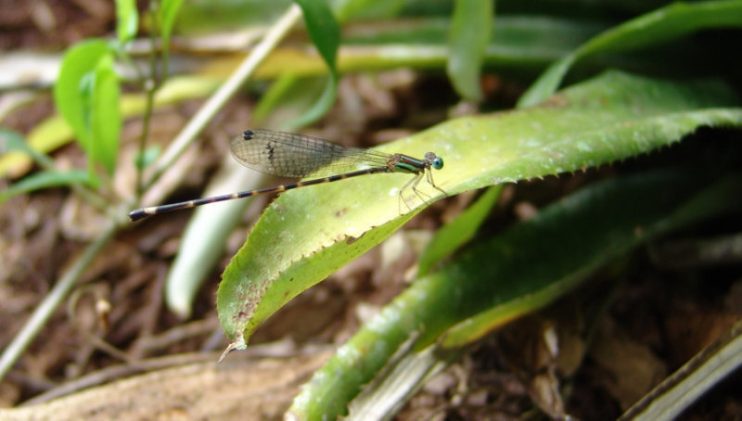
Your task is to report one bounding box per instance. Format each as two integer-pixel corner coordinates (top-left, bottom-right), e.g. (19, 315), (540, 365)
(295, 0), (340, 68)
(116, 0), (139, 44)
(289, 170), (742, 419)
(217, 71), (742, 348)
(447, 0), (493, 101)
(334, 0), (406, 21)
(3, 75), (219, 179)
(53, 39), (120, 179)
(0, 170), (90, 203)
(287, 0), (341, 128)
(53, 39), (110, 154)
(283, 76), (338, 129)
(1, 119), (93, 203)
(253, 74), (327, 128)
(157, 0), (184, 57)
(0, 129), (54, 169)
(89, 56), (121, 174)
(520, 0), (742, 107)
(417, 185), (501, 276)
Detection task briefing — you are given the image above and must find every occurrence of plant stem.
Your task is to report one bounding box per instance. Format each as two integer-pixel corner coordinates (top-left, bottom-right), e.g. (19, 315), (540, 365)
(136, 7), (163, 197)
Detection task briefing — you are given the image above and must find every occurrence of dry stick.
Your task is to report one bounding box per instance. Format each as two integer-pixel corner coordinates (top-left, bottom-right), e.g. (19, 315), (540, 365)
(0, 221), (117, 381)
(619, 321), (742, 420)
(0, 4), (304, 384)
(140, 4), (303, 194)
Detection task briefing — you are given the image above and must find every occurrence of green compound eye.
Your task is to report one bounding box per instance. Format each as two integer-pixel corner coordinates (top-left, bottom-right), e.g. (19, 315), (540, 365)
(432, 157), (444, 170)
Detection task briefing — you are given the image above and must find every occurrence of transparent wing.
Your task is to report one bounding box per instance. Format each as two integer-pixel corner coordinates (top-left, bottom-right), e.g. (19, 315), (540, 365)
(229, 129), (391, 178)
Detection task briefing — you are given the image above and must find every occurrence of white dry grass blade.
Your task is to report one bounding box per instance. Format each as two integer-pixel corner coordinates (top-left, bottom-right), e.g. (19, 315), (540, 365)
(165, 157), (267, 318)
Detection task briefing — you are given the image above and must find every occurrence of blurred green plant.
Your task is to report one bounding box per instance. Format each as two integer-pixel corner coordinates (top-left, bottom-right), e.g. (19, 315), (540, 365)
(53, 40), (120, 184)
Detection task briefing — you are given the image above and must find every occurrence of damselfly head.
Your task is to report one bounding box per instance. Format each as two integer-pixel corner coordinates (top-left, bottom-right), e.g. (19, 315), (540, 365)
(425, 152), (444, 170)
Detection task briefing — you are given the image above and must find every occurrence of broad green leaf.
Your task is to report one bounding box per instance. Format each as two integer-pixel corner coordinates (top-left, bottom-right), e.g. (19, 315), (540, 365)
(447, 0), (493, 101)
(116, 0), (139, 44)
(417, 185), (501, 276)
(217, 71), (742, 348)
(520, 0), (742, 107)
(287, 0), (341, 128)
(289, 170), (742, 419)
(0, 170), (90, 203)
(440, 176), (742, 349)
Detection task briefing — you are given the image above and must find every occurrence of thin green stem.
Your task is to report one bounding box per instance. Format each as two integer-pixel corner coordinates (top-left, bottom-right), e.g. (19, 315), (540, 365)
(136, 82), (157, 197)
(136, 7), (163, 197)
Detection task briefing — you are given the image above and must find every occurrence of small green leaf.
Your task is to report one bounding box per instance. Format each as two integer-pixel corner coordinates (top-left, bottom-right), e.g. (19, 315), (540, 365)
(90, 56), (121, 174)
(53, 39), (110, 154)
(3, 74), (220, 178)
(53, 39), (119, 180)
(417, 185), (501, 276)
(447, 0), (493, 101)
(116, 0), (139, 44)
(0, 170), (90, 203)
(520, 0), (742, 106)
(287, 0), (341, 128)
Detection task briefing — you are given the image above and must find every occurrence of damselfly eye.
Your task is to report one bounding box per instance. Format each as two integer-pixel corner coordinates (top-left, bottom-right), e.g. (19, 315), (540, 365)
(432, 157), (444, 170)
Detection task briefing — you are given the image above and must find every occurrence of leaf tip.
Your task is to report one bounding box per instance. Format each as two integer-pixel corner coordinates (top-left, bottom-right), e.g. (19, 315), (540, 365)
(218, 337), (247, 363)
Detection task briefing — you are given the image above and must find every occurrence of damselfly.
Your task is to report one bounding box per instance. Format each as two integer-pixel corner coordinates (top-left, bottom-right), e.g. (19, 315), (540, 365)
(129, 129), (445, 221)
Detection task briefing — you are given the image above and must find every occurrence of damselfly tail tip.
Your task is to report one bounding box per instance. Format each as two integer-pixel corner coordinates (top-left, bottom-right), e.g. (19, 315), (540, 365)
(128, 208), (153, 222)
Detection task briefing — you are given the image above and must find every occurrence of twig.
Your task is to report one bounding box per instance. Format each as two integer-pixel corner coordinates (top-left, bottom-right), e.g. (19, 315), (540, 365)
(141, 4), (303, 193)
(619, 321), (742, 420)
(0, 220), (118, 382)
